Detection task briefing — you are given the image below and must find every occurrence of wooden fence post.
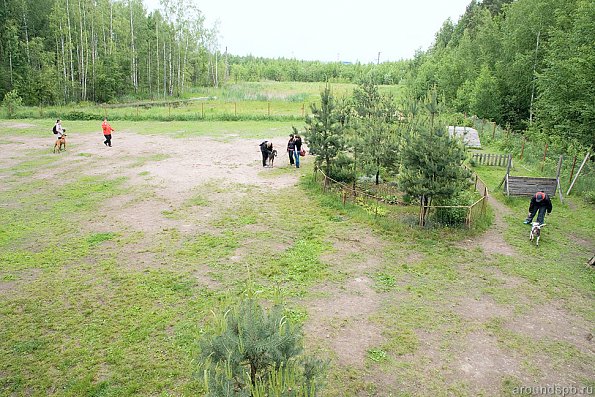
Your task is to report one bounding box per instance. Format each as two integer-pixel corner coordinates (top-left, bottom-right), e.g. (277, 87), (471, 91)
(567, 152), (590, 195)
(268, 102), (271, 117)
(234, 102), (237, 116)
(555, 155), (564, 202)
(492, 122), (496, 139)
(342, 190), (347, 206)
(201, 102), (204, 118)
(541, 143), (548, 171)
(301, 103), (305, 117)
(568, 155), (577, 186)
(520, 137), (526, 160)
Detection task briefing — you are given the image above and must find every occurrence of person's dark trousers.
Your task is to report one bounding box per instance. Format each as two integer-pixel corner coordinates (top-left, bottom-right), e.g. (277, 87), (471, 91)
(288, 150), (295, 165)
(104, 134), (112, 146)
(261, 150), (268, 167)
(528, 206), (547, 224)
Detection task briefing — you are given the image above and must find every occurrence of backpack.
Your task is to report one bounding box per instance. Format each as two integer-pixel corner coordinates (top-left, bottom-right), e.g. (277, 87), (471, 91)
(52, 125), (58, 134)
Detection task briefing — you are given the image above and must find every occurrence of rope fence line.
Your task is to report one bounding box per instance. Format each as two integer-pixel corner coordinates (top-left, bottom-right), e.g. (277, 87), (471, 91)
(313, 165), (489, 228)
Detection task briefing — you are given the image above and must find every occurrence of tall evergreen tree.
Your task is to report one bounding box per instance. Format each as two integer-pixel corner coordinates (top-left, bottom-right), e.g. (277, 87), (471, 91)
(303, 85), (346, 176)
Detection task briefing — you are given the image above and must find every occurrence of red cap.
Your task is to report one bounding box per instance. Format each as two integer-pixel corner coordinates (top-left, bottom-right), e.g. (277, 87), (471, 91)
(535, 192), (545, 202)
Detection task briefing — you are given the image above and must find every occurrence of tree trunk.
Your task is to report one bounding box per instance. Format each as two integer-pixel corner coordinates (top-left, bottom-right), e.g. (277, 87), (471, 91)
(129, 0), (137, 92)
(66, 0), (75, 95)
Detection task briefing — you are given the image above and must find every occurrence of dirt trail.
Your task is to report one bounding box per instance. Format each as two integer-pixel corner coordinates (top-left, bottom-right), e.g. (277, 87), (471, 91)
(461, 194), (516, 256)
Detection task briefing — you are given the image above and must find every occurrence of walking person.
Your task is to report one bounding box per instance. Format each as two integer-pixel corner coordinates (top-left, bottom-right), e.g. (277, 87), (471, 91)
(523, 191), (552, 225)
(102, 117), (115, 147)
(293, 134), (302, 168)
(54, 119), (65, 138)
(287, 134), (295, 166)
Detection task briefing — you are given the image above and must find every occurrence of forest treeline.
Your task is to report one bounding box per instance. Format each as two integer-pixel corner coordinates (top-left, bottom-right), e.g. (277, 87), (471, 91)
(1, 0), (593, 149)
(0, 0), (221, 104)
(408, 0), (594, 149)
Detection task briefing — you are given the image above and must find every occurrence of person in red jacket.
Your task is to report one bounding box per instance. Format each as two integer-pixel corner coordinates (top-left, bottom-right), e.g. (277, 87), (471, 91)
(102, 117), (115, 147)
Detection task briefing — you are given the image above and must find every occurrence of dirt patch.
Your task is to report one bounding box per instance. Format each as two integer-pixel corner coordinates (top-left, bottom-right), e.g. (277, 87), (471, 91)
(460, 195), (517, 256)
(454, 330), (525, 393)
(0, 122), (38, 129)
(507, 304), (594, 355)
(453, 295), (513, 323)
(0, 268), (43, 295)
(303, 273), (384, 367)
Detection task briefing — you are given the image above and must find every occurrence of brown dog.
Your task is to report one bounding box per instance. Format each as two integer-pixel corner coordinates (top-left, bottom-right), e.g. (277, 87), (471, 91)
(53, 134), (67, 153)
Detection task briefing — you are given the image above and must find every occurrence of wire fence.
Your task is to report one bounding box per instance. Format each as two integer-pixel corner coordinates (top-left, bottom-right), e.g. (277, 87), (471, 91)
(313, 165), (489, 228)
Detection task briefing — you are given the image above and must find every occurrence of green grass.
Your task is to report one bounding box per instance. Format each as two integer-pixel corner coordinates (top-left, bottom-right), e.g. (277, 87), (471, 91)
(1, 118), (593, 396)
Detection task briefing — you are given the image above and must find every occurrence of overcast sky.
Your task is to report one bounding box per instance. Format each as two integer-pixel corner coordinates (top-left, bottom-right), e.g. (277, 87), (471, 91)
(144, 0), (471, 63)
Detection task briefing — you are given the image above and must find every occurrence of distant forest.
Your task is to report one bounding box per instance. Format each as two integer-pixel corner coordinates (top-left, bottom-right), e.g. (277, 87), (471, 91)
(1, 0), (593, 148)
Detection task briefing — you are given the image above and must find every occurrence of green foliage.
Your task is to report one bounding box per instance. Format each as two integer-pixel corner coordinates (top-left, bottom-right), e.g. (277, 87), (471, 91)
(302, 85), (346, 175)
(348, 79), (401, 184)
(199, 299), (325, 396)
(470, 65), (501, 120)
(536, 0), (595, 149)
(408, 0), (593, 150)
(328, 152), (355, 183)
(398, 91), (470, 225)
(2, 90), (22, 117)
(399, 126), (469, 200)
(433, 190), (477, 225)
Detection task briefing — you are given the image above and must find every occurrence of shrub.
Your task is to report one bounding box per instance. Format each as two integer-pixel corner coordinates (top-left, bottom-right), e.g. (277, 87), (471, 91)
(2, 90), (23, 118)
(200, 299), (326, 396)
(583, 191), (595, 205)
(433, 190), (477, 226)
(328, 153), (355, 184)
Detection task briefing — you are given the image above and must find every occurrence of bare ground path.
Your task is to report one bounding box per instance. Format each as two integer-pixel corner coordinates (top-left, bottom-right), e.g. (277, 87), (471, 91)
(1, 123), (592, 397)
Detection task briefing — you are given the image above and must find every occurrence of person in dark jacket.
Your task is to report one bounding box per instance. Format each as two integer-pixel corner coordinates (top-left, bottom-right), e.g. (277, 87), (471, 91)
(524, 191), (552, 225)
(293, 135), (302, 168)
(259, 140), (272, 167)
(287, 134), (295, 166)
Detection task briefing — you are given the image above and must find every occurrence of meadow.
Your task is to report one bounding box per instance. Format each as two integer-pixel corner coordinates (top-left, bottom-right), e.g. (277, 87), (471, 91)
(0, 116), (593, 396)
(2, 82), (406, 122)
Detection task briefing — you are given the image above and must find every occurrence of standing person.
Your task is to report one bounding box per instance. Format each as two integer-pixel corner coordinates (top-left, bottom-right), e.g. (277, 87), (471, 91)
(293, 134), (302, 168)
(102, 117), (115, 147)
(287, 134), (295, 166)
(523, 191), (552, 225)
(259, 140), (272, 167)
(54, 119), (65, 138)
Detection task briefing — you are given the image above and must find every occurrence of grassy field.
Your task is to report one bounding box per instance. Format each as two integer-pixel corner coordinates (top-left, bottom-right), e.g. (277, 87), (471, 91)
(2, 81), (407, 122)
(0, 119), (593, 396)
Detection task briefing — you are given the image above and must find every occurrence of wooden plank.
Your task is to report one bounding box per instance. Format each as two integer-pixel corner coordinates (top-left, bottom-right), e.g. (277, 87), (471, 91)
(506, 176), (557, 196)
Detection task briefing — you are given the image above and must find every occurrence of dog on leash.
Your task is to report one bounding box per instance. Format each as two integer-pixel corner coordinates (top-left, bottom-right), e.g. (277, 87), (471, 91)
(529, 222), (545, 246)
(53, 134), (67, 153)
(267, 149), (278, 167)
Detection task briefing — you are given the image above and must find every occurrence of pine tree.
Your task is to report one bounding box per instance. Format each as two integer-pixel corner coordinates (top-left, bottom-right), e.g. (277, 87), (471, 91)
(302, 85), (346, 176)
(399, 91), (469, 226)
(200, 299), (325, 396)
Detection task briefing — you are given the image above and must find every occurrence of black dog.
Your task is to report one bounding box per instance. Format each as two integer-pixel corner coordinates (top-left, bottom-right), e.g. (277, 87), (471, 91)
(267, 149), (278, 167)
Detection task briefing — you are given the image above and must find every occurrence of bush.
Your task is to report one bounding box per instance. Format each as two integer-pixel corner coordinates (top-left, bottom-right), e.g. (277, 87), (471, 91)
(328, 153), (355, 184)
(433, 190), (477, 226)
(66, 110), (103, 120)
(2, 90), (23, 118)
(200, 299), (326, 396)
(583, 191), (595, 205)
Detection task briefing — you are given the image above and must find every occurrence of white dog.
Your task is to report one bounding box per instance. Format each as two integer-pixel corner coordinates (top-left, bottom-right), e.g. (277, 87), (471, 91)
(529, 222), (546, 246)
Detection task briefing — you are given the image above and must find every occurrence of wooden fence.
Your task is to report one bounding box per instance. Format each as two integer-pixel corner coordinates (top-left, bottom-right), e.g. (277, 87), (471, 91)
(313, 166), (489, 228)
(471, 153), (511, 166)
(422, 168), (489, 227)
